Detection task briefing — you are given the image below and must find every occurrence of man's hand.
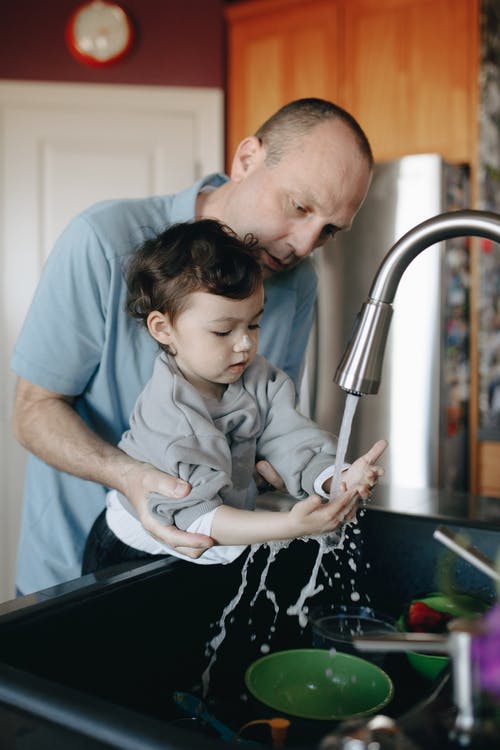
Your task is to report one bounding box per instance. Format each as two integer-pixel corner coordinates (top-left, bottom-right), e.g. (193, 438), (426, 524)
(255, 459), (286, 491)
(119, 460), (215, 558)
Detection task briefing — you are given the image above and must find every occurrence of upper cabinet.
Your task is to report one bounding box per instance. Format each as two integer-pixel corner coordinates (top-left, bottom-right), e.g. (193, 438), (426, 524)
(225, 0), (479, 166)
(225, 0), (341, 162)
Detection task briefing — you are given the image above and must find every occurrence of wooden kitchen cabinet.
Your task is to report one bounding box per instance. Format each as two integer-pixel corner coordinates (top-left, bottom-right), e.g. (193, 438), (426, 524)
(225, 0), (478, 164)
(225, 0), (342, 164)
(477, 442), (500, 498)
(342, 0), (478, 163)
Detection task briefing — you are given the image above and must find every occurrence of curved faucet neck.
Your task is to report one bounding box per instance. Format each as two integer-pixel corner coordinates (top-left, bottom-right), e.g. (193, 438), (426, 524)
(334, 209), (500, 395)
(369, 209), (500, 304)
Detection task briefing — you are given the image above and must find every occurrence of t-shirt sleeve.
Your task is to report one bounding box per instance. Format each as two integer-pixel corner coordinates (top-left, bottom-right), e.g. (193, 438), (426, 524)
(11, 215), (110, 395)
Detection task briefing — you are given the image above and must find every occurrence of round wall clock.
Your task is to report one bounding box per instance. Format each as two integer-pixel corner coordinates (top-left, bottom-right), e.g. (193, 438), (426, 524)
(65, 1), (134, 68)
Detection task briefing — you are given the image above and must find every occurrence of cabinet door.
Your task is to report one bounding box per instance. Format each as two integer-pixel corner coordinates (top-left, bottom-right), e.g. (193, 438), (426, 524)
(343, 0), (479, 162)
(225, 0), (341, 165)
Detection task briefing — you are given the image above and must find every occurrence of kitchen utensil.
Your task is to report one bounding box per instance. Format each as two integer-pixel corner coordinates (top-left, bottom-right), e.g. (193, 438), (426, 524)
(173, 691), (237, 742)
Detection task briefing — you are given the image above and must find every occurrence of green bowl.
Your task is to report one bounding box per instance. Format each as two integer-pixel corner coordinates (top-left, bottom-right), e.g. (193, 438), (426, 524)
(398, 593), (488, 681)
(245, 648), (394, 721)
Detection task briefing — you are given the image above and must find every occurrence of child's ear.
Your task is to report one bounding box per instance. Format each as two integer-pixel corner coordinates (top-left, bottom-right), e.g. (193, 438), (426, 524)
(230, 135), (265, 181)
(147, 310), (172, 347)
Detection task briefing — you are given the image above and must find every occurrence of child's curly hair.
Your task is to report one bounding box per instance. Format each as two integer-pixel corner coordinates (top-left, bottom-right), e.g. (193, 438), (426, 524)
(126, 219), (262, 326)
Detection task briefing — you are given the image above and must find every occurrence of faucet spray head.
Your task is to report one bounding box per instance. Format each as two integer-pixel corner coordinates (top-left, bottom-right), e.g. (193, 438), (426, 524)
(334, 300), (393, 395)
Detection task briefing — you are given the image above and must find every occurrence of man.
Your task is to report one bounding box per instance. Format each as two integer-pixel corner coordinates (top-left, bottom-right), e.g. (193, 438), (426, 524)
(11, 98), (373, 594)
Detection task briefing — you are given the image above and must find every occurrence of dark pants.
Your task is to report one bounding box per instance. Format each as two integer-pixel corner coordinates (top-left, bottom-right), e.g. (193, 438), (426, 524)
(82, 509), (168, 575)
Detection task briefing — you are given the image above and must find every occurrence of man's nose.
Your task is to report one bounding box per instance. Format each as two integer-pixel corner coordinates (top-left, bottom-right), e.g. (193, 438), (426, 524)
(293, 223), (324, 258)
(233, 333), (251, 352)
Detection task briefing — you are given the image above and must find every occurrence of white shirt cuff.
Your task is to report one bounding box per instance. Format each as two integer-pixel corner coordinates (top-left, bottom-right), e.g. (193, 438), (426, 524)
(313, 463), (350, 499)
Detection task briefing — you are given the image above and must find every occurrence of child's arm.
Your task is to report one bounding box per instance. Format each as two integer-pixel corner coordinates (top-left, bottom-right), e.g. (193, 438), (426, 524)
(209, 485), (358, 545)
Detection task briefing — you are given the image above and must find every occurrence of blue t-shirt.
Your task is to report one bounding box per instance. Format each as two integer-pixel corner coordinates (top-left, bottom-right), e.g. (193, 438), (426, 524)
(11, 174), (318, 594)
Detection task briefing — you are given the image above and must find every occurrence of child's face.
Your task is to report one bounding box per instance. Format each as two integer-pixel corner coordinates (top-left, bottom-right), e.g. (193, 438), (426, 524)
(156, 286), (264, 398)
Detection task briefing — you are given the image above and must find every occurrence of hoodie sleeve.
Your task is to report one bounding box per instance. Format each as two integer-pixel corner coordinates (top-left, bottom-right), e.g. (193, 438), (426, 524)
(146, 433), (232, 530)
(254, 366), (338, 498)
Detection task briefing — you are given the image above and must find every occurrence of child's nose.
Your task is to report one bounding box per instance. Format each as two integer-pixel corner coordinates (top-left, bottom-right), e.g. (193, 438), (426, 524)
(233, 334), (251, 352)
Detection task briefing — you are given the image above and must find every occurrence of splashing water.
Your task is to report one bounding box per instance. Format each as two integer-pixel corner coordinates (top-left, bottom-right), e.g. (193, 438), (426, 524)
(201, 393), (365, 693)
(287, 524), (351, 627)
(201, 544), (260, 697)
(201, 539), (295, 696)
(250, 540), (290, 627)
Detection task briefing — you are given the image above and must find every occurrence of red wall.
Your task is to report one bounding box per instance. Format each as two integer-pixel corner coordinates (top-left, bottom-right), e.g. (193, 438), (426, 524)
(0, 0), (226, 88)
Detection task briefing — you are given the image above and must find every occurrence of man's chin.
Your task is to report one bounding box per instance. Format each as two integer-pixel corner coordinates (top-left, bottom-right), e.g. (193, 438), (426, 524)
(260, 250), (295, 277)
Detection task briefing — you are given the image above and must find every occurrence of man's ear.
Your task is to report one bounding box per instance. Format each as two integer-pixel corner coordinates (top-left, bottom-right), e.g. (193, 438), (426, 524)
(147, 310), (172, 347)
(230, 135), (264, 181)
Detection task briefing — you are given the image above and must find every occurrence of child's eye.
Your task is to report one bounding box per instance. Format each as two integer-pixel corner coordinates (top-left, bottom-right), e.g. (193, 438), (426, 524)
(212, 330), (231, 337)
(294, 201), (307, 214)
(248, 324), (260, 331)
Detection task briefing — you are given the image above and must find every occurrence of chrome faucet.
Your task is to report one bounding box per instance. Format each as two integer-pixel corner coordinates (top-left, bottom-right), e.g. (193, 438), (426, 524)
(353, 628), (476, 744)
(334, 210), (500, 395)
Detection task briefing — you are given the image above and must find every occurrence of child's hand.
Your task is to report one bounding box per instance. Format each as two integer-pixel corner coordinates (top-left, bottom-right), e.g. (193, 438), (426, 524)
(287, 483), (359, 537)
(340, 438), (387, 501)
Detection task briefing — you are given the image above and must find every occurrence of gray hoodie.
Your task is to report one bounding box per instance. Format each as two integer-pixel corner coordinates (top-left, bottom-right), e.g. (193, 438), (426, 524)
(117, 352), (338, 530)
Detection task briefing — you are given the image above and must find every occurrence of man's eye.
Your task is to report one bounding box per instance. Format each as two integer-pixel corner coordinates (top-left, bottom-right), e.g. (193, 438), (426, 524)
(212, 330), (231, 337)
(323, 224), (339, 239)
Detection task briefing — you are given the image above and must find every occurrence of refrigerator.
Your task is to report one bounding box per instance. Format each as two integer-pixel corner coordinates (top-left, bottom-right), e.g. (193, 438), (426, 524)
(302, 154), (471, 494)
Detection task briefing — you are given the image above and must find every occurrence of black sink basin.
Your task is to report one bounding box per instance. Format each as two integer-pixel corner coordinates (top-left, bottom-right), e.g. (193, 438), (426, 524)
(0, 507), (497, 749)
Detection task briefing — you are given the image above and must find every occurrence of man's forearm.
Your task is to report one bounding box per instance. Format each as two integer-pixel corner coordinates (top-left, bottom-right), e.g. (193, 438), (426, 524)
(12, 378), (208, 555)
(12, 382), (133, 493)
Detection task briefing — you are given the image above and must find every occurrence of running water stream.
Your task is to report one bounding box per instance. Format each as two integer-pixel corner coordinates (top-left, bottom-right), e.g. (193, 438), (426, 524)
(202, 392), (363, 694)
(329, 392), (361, 499)
(285, 393), (361, 627)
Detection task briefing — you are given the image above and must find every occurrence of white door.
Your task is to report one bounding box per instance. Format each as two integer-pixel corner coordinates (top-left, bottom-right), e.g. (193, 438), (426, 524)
(0, 81), (223, 602)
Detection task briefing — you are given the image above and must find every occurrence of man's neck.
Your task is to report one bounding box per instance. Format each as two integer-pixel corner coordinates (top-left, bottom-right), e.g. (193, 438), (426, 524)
(195, 181), (227, 221)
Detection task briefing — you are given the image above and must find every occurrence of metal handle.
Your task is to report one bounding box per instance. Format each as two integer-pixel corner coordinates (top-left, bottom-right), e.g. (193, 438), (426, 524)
(353, 632), (449, 654)
(433, 526), (500, 582)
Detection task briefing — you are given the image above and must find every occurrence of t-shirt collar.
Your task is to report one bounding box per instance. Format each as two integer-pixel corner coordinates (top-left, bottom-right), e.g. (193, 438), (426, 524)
(169, 173), (228, 224)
